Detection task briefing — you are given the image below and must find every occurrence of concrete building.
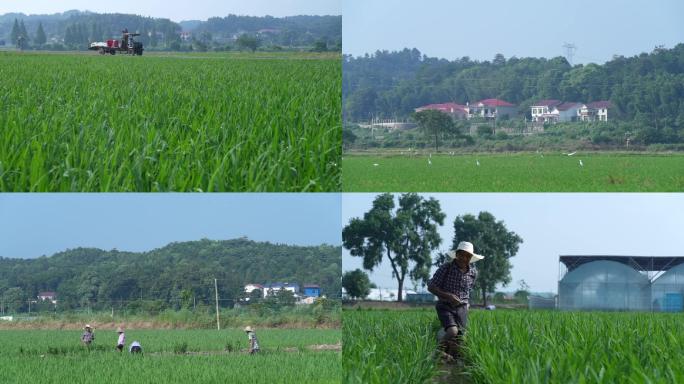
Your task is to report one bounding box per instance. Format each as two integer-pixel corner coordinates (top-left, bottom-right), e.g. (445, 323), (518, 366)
(530, 99), (562, 122)
(466, 98), (516, 120)
(578, 101), (612, 122)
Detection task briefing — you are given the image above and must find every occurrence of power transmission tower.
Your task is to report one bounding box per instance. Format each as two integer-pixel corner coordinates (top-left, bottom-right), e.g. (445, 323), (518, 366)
(562, 42), (577, 66)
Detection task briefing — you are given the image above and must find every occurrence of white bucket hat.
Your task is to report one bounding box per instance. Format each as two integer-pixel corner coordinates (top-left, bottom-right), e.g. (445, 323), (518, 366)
(447, 241), (485, 263)
(244, 326), (253, 333)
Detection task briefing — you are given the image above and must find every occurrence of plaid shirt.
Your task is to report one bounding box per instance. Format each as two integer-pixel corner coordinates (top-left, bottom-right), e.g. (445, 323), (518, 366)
(429, 261), (477, 304)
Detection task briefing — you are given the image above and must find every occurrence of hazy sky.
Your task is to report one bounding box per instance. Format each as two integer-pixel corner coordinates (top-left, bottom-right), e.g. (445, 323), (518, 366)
(0, 0), (340, 21)
(344, 0), (684, 64)
(342, 193), (684, 293)
(0, 193), (341, 259)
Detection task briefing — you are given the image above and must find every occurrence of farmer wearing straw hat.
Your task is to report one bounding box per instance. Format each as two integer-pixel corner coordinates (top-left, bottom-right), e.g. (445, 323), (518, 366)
(428, 241), (484, 360)
(81, 324), (95, 346)
(116, 327), (125, 352)
(244, 326), (260, 354)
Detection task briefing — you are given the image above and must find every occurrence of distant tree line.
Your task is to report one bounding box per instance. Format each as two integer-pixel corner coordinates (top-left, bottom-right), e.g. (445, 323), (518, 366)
(344, 45), (684, 145)
(0, 11), (341, 52)
(0, 238), (341, 313)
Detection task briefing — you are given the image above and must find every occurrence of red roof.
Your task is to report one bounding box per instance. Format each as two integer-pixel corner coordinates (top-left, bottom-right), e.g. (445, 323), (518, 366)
(476, 98), (515, 107)
(38, 291), (56, 297)
(556, 102), (581, 111)
(531, 99), (562, 107)
(587, 101), (612, 109)
(416, 102), (467, 114)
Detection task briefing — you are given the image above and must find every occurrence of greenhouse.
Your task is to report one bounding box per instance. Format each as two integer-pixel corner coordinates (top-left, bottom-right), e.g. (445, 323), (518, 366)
(558, 256), (684, 312)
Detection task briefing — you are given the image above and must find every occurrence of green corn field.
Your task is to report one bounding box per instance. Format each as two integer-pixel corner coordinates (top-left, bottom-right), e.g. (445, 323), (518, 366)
(343, 309), (684, 383)
(0, 328), (341, 383)
(0, 52), (341, 192)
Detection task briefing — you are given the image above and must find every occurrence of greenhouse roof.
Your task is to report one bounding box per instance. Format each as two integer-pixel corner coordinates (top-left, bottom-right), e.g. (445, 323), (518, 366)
(560, 255), (684, 272)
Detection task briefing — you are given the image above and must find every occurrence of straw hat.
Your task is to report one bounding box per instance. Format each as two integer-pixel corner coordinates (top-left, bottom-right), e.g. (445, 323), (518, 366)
(84, 324), (92, 329)
(244, 326), (253, 332)
(447, 241), (485, 263)
(117, 327), (124, 333)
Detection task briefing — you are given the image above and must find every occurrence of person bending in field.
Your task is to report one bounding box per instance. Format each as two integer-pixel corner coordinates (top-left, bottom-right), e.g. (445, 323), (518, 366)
(129, 341), (142, 354)
(428, 241), (483, 361)
(244, 326), (260, 354)
(116, 327), (125, 352)
(81, 324), (95, 346)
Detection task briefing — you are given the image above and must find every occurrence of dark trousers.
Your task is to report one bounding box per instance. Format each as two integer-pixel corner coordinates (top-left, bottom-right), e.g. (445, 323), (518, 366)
(435, 301), (468, 334)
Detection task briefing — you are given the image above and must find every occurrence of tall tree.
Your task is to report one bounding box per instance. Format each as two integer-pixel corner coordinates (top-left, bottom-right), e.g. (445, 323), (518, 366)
(342, 269), (371, 300)
(10, 19), (20, 45)
(342, 193), (445, 301)
(18, 20), (29, 43)
(412, 109), (457, 151)
(35, 23), (47, 46)
(236, 34), (260, 52)
(452, 211), (523, 306)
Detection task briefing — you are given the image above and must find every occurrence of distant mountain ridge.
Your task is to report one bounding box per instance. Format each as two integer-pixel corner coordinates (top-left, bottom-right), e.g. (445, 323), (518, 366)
(0, 238), (341, 311)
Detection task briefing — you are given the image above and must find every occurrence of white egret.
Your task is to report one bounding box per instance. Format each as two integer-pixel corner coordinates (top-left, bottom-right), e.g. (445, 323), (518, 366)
(579, 160), (584, 167)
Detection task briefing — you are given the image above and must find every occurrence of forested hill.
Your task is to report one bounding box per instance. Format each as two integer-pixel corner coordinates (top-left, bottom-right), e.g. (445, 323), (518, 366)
(343, 45), (684, 125)
(0, 238), (341, 310)
(0, 11), (341, 50)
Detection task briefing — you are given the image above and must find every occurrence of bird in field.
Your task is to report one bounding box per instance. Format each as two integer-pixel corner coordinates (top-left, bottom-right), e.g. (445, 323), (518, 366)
(579, 160), (584, 167)
(373, 163), (379, 167)
(428, 158), (432, 165)
(567, 151), (577, 156)
(476, 159), (480, 166)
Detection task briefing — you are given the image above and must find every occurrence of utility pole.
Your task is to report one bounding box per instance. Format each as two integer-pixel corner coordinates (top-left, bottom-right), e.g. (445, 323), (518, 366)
(214, 278), (220, 330)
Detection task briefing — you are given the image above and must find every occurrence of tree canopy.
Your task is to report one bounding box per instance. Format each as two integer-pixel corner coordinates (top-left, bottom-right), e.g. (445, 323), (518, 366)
(342, 193), (445, 301)
(0, 238), (340, 313)
(413, 109), (458, 151)
(342, 269), (371, 300)
(451, 212), (523, 306)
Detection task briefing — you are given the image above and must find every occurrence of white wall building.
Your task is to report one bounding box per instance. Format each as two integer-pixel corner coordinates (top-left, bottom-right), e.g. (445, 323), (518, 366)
(530, 100), (562, 122)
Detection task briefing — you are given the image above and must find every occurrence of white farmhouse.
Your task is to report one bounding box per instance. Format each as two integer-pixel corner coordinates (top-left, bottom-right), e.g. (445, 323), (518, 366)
(530, 99), (562, 122)
(578, 101), (612, 122)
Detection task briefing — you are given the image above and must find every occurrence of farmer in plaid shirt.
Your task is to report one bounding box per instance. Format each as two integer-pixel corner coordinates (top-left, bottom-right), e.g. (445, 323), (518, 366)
(428, 241), (484, 360)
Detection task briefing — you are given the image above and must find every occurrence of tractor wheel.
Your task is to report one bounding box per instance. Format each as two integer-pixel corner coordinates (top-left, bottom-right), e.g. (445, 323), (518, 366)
(110, 50), (116, 55)
(99, 48), (105, 55)
(134, 42), (144, 56)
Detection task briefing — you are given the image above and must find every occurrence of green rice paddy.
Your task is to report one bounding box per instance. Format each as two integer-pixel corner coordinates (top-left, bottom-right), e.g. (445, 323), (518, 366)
(343, 309), (684, 383)
(342, 153), (684, 192)
(0, 52), (341, 191)
(0, 328), (341, 384)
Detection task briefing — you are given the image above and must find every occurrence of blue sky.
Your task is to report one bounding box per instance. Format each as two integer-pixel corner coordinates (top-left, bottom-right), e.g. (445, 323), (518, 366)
(0, 193), (341, 259)
(344, 0), (684, 64)
(342, 193), (684, 293)
(0, 0), (341, 21)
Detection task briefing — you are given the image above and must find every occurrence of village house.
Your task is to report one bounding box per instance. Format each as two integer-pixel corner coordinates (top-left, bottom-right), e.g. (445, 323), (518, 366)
(531, 100), (612, 123)
(37, 291), (57, 304)
(302, 284), (321, 297)
(578, 101), (612, 122)
(530, 99), (562, 122)
(465, 98), (517, 120)
(414, 102), (468, 119)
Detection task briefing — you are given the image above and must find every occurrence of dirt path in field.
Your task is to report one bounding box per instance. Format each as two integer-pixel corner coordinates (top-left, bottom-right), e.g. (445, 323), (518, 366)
(432, 361), (473, 384)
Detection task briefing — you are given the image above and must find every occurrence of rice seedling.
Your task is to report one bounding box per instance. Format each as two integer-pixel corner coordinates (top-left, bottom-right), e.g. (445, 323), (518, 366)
(0, 51), (341, 192)
(343, 309), (684, 383)
(0, 328), (341, 383)
(342, 153), (684, 191)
